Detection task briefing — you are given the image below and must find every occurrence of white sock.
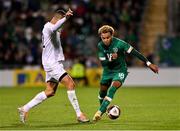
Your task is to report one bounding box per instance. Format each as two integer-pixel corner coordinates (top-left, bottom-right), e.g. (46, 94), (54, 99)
(23, 91), (47, 112)
(67, 90), (82, 117)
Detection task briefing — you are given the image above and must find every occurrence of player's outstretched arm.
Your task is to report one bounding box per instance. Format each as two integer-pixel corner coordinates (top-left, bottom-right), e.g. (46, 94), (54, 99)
(65, 8), (73, 19)
(51, 17), (66, 32)
(51, 8), (73, 32)
(130, 49), (159, 74)
(148, 63), (159, 74)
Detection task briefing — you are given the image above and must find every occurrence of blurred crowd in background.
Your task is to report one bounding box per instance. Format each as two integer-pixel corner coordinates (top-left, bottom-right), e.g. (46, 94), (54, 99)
(0, 0), (149, 69)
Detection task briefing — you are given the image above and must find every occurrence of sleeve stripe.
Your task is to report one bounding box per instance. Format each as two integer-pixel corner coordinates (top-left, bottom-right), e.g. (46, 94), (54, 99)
(127, 46), (133, 54)
(99, 57), (106, 61)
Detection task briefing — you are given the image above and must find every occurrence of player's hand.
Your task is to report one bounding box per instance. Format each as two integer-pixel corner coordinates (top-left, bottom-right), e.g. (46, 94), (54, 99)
(65, 8), (73, 18)
(112, 53), (118, 60)
(149, 64), (159, 74)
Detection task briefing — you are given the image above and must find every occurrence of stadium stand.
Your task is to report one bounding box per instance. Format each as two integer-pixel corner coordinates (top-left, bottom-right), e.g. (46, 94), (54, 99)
(0, 0), (146, 69)
(139, 0), (168, 65)
(157, 36), (180, 67)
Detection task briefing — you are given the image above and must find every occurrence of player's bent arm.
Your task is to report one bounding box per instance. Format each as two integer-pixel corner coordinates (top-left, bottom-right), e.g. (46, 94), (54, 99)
(98, 48), (111, 66)
(51, 17), (66, 32)
(129, 48), (151, 66)
(100, 58), (109, 66)
(98, 52), (109, 66)
(99, 56), (117, 67)
(126, 46), (159, 73)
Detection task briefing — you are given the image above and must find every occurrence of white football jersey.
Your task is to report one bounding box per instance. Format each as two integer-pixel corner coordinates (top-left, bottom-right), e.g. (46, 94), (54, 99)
(42, 22), (64, 71)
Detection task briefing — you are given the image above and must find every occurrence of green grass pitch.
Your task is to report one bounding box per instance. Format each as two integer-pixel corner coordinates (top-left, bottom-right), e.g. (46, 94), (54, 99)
(0, 86), (180, 130)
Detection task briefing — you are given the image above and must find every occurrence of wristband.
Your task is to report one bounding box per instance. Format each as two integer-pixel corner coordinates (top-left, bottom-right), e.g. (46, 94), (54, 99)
(146, 61), (151, 66)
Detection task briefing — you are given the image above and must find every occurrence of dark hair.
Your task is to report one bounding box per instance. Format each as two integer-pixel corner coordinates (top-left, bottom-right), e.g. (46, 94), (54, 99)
(55, 9), (66, 16)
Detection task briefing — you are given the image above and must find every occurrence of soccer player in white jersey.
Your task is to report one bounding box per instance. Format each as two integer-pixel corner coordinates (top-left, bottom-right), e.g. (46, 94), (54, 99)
(18, 9), (89, 123)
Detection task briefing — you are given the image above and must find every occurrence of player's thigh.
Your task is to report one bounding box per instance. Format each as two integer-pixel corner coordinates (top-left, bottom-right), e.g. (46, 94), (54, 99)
(60, 74), (75, 90)
(112, 72), (128, 87)
(45, 62), (68, 92)
(45, 81), (58, 94)
(100, 74), (112, 91)
(100, 74), (112, 88)
(45, 71), (60, 96)
(45, 63), (67, 83)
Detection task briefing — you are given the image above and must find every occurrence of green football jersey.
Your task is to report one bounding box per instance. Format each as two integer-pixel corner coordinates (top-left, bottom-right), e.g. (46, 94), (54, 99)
(97, 37), (132, 74)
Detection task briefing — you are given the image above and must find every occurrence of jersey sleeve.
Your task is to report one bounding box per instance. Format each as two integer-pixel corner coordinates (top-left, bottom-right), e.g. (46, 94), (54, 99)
(97, 44), (109, 66)
(130, 48), (149, 63)
(98, 44), (106, 60)
(98, 46), (106, 61)
(120, 40), (149, 64)
(50, 17), (66, 32)
(120, 40), (133, 54)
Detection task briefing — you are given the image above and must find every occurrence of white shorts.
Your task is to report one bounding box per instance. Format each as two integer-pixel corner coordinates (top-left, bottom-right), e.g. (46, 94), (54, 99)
(45, 62), (67, 83)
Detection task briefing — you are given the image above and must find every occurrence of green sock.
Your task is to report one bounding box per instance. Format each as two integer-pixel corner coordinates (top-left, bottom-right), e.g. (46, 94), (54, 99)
(98, 90), (107, 105)
(99, 86), (118, 113)
(99, 100), (110, 113)
(107, 86), (118, 99)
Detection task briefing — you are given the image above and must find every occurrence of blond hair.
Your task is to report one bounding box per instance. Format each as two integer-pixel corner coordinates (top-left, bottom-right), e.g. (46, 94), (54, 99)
(98, 25), (114, 35)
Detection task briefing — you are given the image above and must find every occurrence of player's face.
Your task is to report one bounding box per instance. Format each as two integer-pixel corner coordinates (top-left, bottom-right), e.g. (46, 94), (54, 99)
(101, 32), (113, 46)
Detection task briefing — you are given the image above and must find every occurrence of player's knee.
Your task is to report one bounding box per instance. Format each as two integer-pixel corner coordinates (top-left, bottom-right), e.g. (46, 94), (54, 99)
(112, 81), (122, 88)
(49, 91), (56, 97)
(45, 89), (56, 97)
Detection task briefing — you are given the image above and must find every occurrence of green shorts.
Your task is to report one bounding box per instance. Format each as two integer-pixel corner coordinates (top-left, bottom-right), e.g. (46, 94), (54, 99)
(100, 71), (128, 86)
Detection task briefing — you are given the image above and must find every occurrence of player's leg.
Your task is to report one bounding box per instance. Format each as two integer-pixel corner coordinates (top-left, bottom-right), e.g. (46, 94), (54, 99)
(99, 81), (121, 114)
(98, 84), (109, 105)
(93, 81), (121, 121)
(60, 74), (90, 123)
(93, 72), (128, 121)
(23, 81), (58, 110)
(18, 81), (58, 123)
(98, 75), (111, 105)
(18, 68), (59, 123)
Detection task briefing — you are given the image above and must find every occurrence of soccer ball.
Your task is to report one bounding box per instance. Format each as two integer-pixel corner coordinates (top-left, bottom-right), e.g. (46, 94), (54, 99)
(107, 105), (121, 120)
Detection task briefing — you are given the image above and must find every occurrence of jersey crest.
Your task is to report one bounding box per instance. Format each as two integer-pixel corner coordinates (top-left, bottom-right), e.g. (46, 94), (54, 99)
(113, 47), (118, 53)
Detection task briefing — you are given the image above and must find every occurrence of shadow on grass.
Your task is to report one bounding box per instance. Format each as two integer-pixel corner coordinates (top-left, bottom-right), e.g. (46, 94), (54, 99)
(0, 121), (94, 129)
(0, 123), (25, 129)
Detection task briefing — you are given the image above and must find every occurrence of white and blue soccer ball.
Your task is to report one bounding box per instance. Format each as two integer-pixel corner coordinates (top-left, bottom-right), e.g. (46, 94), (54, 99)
(107, 105), (121, 120)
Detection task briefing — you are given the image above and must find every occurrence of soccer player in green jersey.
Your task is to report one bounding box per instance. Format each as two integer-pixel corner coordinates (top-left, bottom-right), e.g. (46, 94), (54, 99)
(93, 25), (159, 122)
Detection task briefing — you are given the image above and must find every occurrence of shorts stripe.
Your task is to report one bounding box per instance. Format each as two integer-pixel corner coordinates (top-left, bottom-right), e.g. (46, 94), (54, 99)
(59, 72), (68, 82)
(47, 78), (58, 83)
